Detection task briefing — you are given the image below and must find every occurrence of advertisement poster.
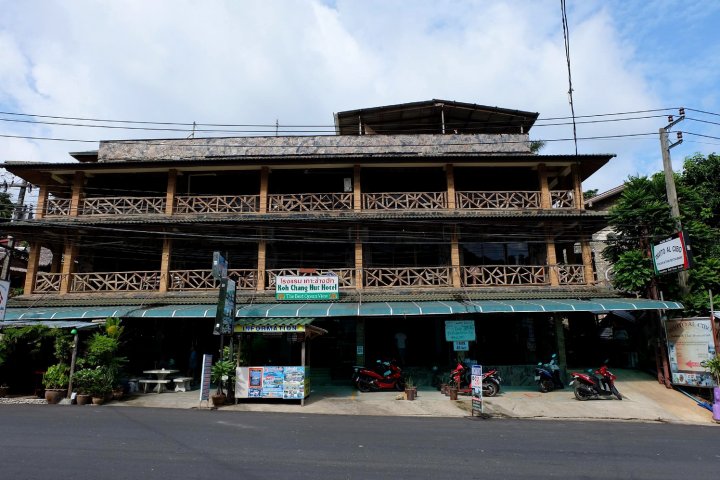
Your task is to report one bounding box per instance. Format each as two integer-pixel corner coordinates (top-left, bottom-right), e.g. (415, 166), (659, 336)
(665, 318), (716, 387)
(248, 367), (263, 397)
(445, 320), (476, 342)
(262, 366), (285, 398)
(283, 366), (306, 399)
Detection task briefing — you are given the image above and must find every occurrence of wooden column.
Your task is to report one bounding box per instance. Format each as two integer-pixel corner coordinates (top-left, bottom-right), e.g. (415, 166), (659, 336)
(59, 240), (78, 294)
(446, 164), (456, 209)
(69, 172), (85, 217)
(165, 169), (177, 215)
(159, 238), (172, 293)
(35, 183), (49, 219)
(355, 227), (363, 290)
(546, 232), (559, 286)
(23, 242), (41, 294)
(538, 163), (551, 209)
(450, 228), (462, 288)
(256, 239), (266, 292)
(259, 167), (269, 214)
(571, 164), (584, 209)
(353, 165), (362, 211)
(581, 238), (594, 284)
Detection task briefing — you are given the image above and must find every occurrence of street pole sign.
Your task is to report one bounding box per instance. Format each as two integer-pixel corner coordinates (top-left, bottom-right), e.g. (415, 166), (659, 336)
(0, 279), (9, 321)
(211, 251), (227, 281)
(214, 278), (236, 335)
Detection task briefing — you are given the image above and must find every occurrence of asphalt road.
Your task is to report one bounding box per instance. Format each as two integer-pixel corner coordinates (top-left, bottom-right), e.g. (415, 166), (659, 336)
(0, 405), (718, 479)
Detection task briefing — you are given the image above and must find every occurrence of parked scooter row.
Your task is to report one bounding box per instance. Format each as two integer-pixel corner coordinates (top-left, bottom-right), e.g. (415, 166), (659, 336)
(353, 357), (622, 402)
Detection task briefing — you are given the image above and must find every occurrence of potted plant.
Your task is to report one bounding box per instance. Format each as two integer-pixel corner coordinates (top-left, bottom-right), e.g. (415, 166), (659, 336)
(404, 377), (417, 401)
(210, 359), (235, 407)
(72, 368), (94, 405)
(42, 363), (69, 404)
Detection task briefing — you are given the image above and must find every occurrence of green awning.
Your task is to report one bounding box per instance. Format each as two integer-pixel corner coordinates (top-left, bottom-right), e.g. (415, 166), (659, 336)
(235, 298), (683, 317)
(4, 298), (683, 321)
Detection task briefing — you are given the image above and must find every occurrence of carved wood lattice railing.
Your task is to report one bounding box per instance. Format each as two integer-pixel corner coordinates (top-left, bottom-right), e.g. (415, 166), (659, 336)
(70, 271), (162, 292)
(34, 273), (63, 292)
(364, 267), (452, 288)
(168, 269), (257, 290)
(362, 192), (447, 210)
(265, 268), (355, 289)
(81, 197), (167, 216)
(44, 198), (71, 217)
(550, 190), (575, 208)
(456, 191), (541, 209)
(462, 265), (547, 286)
(555, 264), (585, 284)
(175, 195), (259, 214)
(268, 193), (353, 212)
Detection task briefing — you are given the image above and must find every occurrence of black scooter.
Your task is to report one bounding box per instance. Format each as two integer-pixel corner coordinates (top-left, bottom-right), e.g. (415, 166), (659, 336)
(534, 354), (564, 392)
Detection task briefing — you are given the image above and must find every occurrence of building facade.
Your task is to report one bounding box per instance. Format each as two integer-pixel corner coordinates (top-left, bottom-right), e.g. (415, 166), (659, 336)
(1, 100), (681, 381)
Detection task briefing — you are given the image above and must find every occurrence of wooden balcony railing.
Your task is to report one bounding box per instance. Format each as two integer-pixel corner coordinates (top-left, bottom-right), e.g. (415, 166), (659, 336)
(364, 267), (452, 288)
(555, 264), (585, 285)
(28, 265), (587, 293)
(363, 192), (447, 210)
(456, 191), (541, 209)
(45, 198), (71, 217)
(462, 265), (547, 286)
(71, 271), (162, 292)
(39, 189), (577, 218)
(81, 197), (167, 216)
(168, 269), (257, 290)
(265, 268), (355, 289)
(175, 195), (259, 214)
(268, 193), (352, 212)
(551, 190), (575, 208)
(34, 272), (63, 293)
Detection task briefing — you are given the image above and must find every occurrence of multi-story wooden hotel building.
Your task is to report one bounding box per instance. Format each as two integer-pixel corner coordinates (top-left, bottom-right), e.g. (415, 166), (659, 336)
(2, 100), (681, 380)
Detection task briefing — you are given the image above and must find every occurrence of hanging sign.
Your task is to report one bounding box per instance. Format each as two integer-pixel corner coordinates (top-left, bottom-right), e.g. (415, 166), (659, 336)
(453, 341), (470, 351)
(211, 251), (228, 280)
(276, 276), (339, 300)
(652, 231), (693, 275)
(445, 320), (476, 341)
(214, 278), (236, 335)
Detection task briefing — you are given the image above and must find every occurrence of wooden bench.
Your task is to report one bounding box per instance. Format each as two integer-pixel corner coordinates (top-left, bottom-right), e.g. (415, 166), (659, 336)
(138, 378), (171, 393)
(173, 377), (193, 392)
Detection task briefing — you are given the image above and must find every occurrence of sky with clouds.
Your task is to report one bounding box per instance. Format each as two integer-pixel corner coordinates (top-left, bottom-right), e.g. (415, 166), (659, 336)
(1, 0), (719, 198)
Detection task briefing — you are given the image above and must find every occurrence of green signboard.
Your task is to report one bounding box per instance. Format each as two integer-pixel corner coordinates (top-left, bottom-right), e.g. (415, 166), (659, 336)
(276, 275), (339, 301)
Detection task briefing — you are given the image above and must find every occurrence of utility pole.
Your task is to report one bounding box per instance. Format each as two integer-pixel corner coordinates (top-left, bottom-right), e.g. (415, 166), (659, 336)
(659, 109), (689, 295)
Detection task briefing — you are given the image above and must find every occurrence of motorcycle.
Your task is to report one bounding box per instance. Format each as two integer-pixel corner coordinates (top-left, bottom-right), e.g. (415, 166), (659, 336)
(534, 354), (564, 392)
(449, 361), (502, 397)
(352, 359), (405, 392)
(569, 362), (622, 400)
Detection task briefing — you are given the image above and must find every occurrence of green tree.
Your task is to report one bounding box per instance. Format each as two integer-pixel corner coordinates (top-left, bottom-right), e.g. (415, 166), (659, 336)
(605, 153), (720, 314)
(0, 192), (13, 219)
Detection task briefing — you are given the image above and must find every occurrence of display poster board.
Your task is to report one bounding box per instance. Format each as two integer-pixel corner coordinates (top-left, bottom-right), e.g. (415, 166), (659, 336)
(445, 320), (476, 341)
(276, 276), (339, 300)
(665, 318), (716, 387)
(0, 280), (10, 321)
(653, 231), (693, 275)
(235, 366), (308, 399)
(471, 365), (483, 416)
(199, 354), (213, 401)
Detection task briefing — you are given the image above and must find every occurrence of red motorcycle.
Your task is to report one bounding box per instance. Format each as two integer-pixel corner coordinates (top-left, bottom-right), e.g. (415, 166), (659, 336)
(449, 362), (502, 397)
(352, 360), (405, 392)
(569, 363), (622, 400)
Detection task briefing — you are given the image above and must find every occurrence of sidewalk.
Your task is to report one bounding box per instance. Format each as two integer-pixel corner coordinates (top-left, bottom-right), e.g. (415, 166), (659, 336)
(109, 370), (717, 425)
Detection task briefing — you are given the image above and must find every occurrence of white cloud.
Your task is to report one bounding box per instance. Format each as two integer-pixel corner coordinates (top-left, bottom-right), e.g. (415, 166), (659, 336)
(0, 0), (715, 195)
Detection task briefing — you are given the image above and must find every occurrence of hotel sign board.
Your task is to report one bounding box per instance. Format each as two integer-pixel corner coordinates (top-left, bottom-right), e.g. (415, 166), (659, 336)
(652, 231), (693, 275)
(276, 276), (339, 300)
